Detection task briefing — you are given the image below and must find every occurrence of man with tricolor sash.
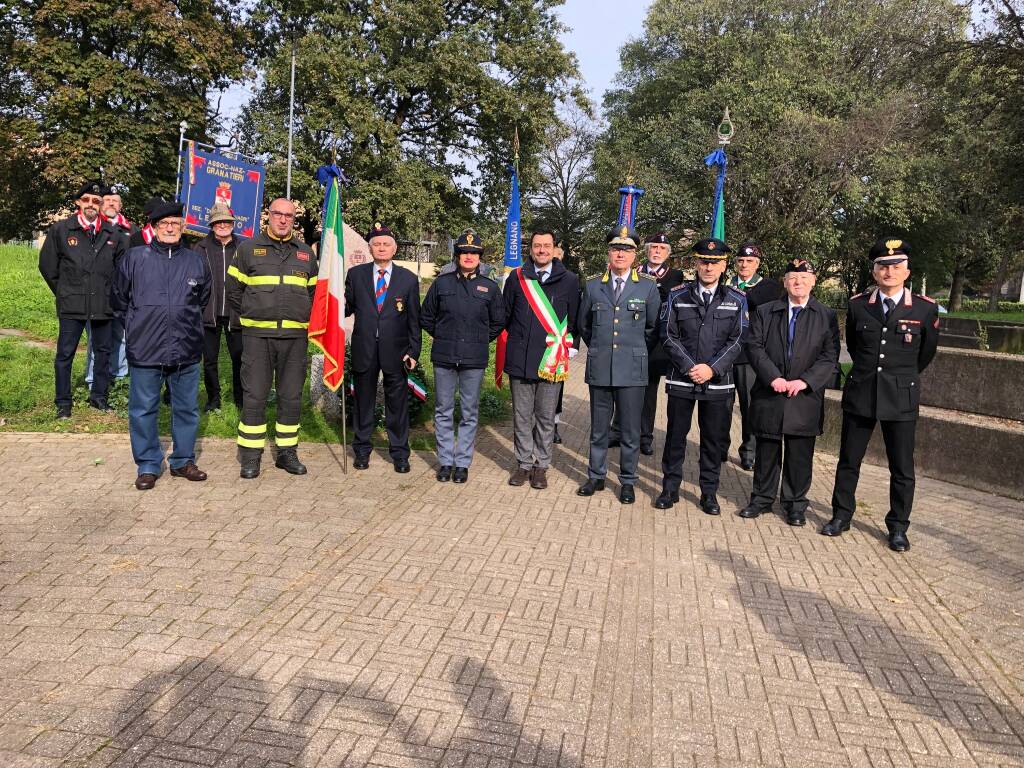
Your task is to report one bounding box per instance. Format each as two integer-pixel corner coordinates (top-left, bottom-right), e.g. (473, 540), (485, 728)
(576, 226), (660, 504)
(502, 227), (580, 490)
(227, 198), (318, 479)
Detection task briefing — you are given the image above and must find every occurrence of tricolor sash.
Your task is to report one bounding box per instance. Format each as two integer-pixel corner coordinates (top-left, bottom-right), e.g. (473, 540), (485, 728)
(517, 268), (573, 382)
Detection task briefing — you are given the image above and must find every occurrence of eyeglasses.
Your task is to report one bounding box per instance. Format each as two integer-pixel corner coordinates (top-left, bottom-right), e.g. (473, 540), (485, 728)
(79, 196), (102, 205)
(155, 219), (183, 229)
(269, 210), (295, 220)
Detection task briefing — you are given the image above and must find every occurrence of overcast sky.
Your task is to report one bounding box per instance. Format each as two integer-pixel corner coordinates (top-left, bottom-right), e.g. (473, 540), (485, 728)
(558, 0), (650, 104)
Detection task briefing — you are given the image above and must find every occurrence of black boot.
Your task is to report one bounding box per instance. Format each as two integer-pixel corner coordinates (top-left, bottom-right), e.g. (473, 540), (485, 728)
(239, 448), (262, 479)
(275, 448), (307, 475)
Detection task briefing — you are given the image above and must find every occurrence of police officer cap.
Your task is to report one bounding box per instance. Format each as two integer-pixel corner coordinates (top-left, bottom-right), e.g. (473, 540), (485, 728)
(784, 258), (815, 274)
(692, 237), (731, 260)
(646, 231), (670, 246)
(148, 201), (184, 224)
(736, 240), (762, 259)
(142, 196), (165, 219)
(454, 229), (484, 254)
(869, 237), (910, 265)
(75, 180), (104, 199)
(366, 221), (397, 242)
(606, 224), (638, 250)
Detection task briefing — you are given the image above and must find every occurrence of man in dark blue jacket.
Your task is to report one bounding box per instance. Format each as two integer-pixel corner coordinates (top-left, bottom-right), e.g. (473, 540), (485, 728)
(421, 230), (505, 483)
(111, 202), (212, 490)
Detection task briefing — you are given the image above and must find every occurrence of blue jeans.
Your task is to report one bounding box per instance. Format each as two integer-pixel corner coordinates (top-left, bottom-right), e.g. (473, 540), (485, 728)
(128, 363), (200, 475)
(85, 318), (128, 384)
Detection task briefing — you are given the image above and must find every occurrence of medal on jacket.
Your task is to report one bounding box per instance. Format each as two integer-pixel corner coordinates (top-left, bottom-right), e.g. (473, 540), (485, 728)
(395, 297), (404, 313)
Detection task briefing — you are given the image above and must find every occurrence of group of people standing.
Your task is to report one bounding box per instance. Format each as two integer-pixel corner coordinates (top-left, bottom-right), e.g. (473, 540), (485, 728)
(39, 182), (939, 552)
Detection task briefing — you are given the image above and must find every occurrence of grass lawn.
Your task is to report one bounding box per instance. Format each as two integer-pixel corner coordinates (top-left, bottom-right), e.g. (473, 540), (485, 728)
(945, 311), (1024, 324)
(0, 244), (511, 447)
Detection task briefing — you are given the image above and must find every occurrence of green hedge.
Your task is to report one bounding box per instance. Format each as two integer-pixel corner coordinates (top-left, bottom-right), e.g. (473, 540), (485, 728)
(955, 299), (1024, 313)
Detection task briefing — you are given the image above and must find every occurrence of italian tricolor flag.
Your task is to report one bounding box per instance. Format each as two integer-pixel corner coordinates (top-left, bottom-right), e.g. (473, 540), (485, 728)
(308, 174), (346, 391)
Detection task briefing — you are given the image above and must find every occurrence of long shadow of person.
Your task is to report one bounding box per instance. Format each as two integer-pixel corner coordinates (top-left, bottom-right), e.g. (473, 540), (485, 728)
(702, 549), (1024, 764)
(103, 654), (581, 766)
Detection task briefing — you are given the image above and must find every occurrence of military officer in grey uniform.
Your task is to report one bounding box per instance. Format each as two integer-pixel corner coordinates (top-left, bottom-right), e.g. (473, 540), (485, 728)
(576, 226), (661, 504)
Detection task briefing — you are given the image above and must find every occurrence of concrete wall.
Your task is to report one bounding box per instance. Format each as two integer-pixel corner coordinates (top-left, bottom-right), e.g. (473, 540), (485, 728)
(919, 347), (1024, 421)
(938, 316), (1024, 355)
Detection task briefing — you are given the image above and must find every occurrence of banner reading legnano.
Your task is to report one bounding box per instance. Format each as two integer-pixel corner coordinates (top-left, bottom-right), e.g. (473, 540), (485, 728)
(178, 141), (265, 239)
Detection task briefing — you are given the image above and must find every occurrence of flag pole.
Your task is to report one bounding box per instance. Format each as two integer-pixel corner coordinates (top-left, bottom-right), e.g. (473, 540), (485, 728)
(333, 148), (348, 474)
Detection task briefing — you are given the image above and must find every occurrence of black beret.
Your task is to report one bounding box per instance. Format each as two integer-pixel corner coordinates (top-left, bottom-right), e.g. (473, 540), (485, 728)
(142, 196), (165, 219)
(148, 201), (184, 224)
(784, 258), (815, 274)
(869, 237), (910, 265)
(646, 231), (671, 246)
(606, 224), (638, 249)
(692, 237), (731, 259)
(454, 229), (484, 254)
(736, 240), (762, 259)
(75, 180), (104, 199)
(366, 221), (397, 242)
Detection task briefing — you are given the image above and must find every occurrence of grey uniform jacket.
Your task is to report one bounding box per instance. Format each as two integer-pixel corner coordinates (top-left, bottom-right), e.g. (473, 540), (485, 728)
(577, 269), (661, 387)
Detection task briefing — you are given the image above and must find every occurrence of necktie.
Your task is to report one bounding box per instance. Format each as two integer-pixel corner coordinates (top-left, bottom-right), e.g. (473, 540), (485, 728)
(703, 291), (712, 307)
(883, 297), (895, 318)
(614, 277), (624, 302)
(538, 270), (547, 283)
(788, 306), (802, 358)
(375, 269), (387, 313)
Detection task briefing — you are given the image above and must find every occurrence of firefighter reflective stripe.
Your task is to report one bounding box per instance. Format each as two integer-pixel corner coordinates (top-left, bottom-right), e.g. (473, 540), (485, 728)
(275, 422), (299, 447)
(239, 318), (278, 328)
(306, 276), (318, 286)
(281, 275), (307, 287)
(229, 268), (303, 288)
(281, 320), (309, 329)
(237, 421), (267, 449)
(249, 275), (282, 286)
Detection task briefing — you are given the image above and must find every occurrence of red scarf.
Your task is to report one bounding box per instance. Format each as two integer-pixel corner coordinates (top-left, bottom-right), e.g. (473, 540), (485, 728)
(77, 212), (100, 235)
(109, 212), (133, 232)
(141, 224), (154, 244)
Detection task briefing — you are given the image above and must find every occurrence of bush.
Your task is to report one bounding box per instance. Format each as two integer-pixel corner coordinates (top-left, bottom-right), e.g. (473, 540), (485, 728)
(955, 299), (1024, 313)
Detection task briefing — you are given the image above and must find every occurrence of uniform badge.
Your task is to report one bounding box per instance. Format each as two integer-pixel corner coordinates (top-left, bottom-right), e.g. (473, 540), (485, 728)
(254, 248), (267, 256)
(67, 236), (78, 247)
(395, 297), (404, 312)
(476, 284), (489, 292)
(296, 251), (309, 261)
(292, 270), (308, 278)
(905, 333), (913, 343)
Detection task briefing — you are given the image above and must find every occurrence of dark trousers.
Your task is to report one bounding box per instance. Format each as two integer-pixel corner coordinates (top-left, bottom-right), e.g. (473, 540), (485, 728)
(588, 384), (645, 485)
(660, 396), (731, 496)
(203, 318), (243, 405)
(831, 413), (917, 534)
(55, 317), (111, 407)
(238, 335), (307, 454)
(722, 363), (756, 462)
(749, 435), (816, 513)
(352, 357), (410, 462)
(609, 359), (666, 450)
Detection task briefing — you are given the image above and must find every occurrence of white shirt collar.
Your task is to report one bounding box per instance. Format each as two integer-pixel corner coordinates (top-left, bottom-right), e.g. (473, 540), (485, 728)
(373, 262), (393, 279)
(878, 287), (904, 305)
(788, 298), (809, 312)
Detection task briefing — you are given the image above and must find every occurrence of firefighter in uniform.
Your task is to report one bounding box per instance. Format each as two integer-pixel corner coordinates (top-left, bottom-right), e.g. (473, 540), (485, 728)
(656, 237), (747, 512)
(823, 238), (939, 552)
(576, 226), (661, 504)
(227, 198), (318, 479)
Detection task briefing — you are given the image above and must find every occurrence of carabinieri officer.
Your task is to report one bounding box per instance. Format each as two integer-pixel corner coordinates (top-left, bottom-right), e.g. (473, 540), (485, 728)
(823, 238), (939, 552)
(576, 225), (661, 504)
(656, 237), (747, 512)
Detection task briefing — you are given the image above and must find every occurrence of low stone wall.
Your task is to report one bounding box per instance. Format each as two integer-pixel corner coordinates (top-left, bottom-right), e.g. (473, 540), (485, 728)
(819, 392), (1024, 500)
(919, 347), (1024, 421)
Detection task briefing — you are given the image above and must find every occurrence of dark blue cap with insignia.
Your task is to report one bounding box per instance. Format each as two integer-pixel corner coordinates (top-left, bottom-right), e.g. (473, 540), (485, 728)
(784, 258), (815, 274)
(148, 201), (183, 224)
(692, 237), (731, 260)
(366, 221), (397, 242)
(606, 224), (638, 249)
(736, 240), (762, 259)
(869, 237), (910, 265)
(646, 231), (671, 246)
(454, 229), (484, 254)
(75, 180), (104, 199)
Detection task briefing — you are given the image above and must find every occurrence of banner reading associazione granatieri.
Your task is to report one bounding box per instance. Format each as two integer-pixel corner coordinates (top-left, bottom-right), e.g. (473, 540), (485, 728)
(178, 141), (265, 239)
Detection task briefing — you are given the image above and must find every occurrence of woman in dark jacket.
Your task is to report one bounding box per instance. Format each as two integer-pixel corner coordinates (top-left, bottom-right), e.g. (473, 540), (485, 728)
(740, 259), (840, 526)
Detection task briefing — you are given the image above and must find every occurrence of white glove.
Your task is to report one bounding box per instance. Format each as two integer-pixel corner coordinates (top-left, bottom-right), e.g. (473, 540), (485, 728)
(568, 347), (579, 359)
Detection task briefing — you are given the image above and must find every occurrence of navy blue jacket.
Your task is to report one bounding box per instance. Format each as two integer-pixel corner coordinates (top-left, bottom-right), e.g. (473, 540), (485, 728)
(501, 260), (580, 381)
(110, 241), (212, 367)
(662, 281), (748, 400)
(421, 269), (505, 369)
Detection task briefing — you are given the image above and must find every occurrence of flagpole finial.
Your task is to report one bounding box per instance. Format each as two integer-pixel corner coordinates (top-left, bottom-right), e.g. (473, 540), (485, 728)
(625, 159), (637, 186)
(717, 107), (734, 146)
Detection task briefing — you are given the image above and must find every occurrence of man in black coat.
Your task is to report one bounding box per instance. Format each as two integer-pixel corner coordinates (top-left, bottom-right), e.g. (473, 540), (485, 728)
(344, 222), (422, 472)
(739, 259), (840, 526)
(725, 240), (784, 469)
(38, 180), (127, 418)
(421, 230), (505, 484)
(502, 228), (580, 490)
(823, 238), (940, 552)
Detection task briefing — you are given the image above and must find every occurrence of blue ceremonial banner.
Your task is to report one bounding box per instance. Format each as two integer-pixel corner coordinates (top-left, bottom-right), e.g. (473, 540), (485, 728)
(503, 166), (521, 268)
(704, 148), (727, 241)
(617, 184), (645, 229)
(178, 141), (265, 239)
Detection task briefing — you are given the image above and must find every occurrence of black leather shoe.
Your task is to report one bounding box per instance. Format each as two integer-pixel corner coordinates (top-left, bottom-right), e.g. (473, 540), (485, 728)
(239, 461), (260, 479)
(452, 467), (468, 484)
(640, 444), (654, 456)
(700, 494), (721, 515)
(436, 465), (453, 482)
(738, 504), (765, 519)
(275, 449), (307, 475)
(552, 426), (562, 444)
(394, 459), (411, 474)
(888, 531), (910, 552)
(56, 405), (72, 420)
(653, 490), (678, 509)
(820, 518), (851, 537)
(786, 511), (806, 527)
(88, 397), (113, 413)
(740, 459), (755, 471)
(619, 485), (635, 504)
(204, 399), (222, 413)
(576, 479), (605, 497)
(353, 455), (370, 470)
(135, 473), (157, 490)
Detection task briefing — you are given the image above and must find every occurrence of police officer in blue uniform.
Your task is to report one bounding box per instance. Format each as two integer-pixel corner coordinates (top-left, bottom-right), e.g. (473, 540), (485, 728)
(656, 237), (748, 512)
(576, 226), (661, 504)
(823, 238), (940, 552)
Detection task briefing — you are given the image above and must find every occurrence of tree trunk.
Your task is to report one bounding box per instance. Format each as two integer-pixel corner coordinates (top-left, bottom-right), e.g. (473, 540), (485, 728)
(949, 266), (966, 312)
(987, 250), (1012, 311)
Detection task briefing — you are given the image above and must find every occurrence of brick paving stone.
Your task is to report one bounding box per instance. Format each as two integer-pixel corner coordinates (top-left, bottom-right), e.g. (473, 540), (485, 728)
(1, 354), (1023, 767)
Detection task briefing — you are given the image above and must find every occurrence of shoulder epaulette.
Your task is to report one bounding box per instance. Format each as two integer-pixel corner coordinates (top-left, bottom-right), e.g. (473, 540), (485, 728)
(917, 294), (936, 304)
(850, 292), (867, 301)
(638, 271), (656, 281)
(727, 285), (746, 296)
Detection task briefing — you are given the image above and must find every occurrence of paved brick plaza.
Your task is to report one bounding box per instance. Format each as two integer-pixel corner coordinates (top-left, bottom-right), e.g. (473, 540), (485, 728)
(1, 369), (1023, 767)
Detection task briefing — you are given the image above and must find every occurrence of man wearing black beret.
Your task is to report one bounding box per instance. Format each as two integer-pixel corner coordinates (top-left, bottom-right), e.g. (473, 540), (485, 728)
(822, 238), (940, 552)
(38, 180), (126, 418)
